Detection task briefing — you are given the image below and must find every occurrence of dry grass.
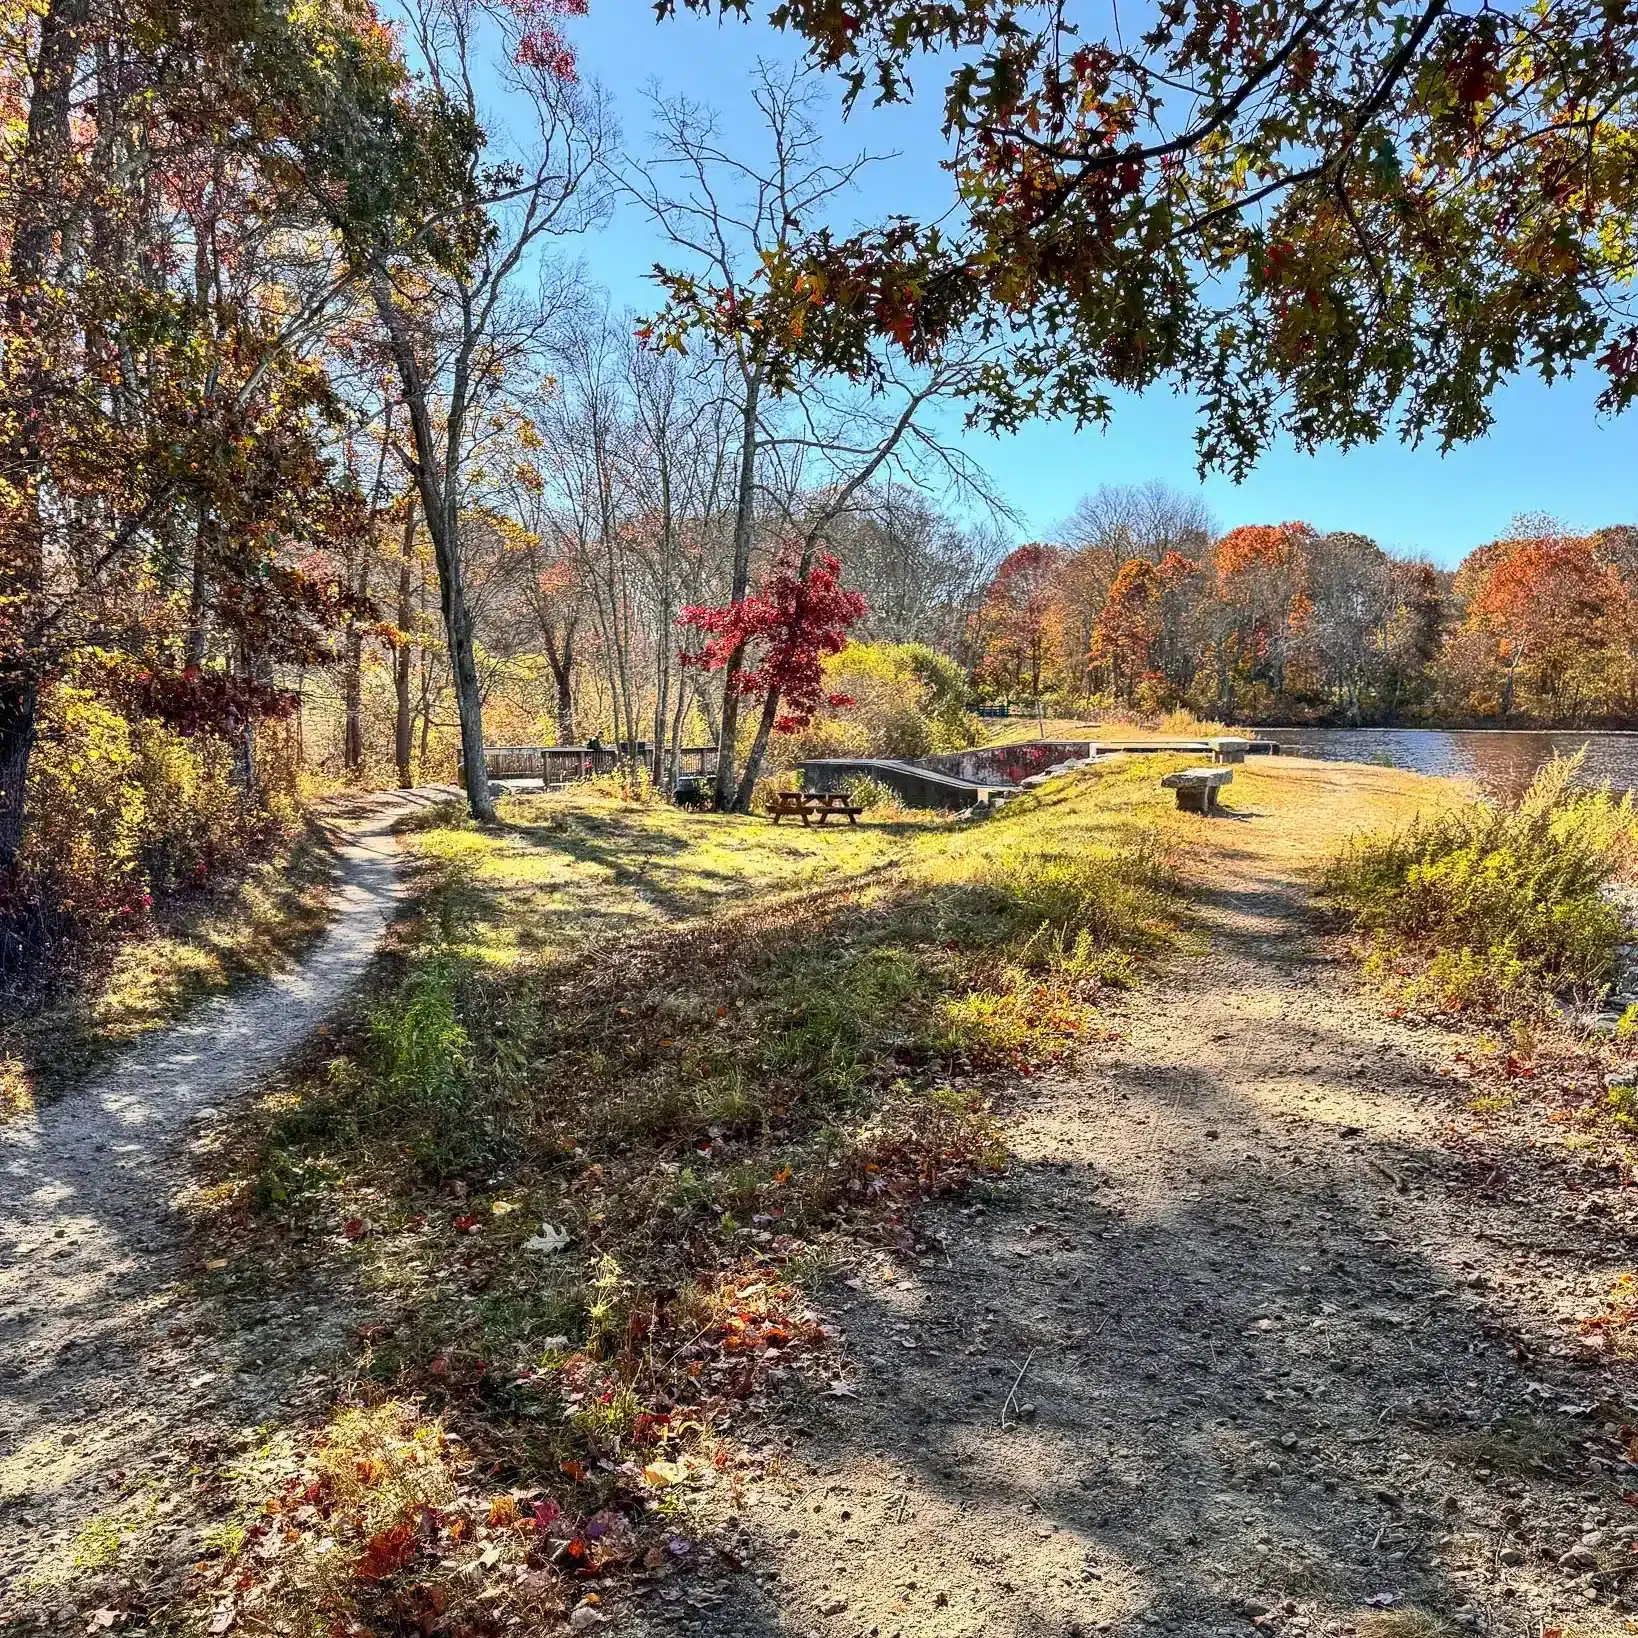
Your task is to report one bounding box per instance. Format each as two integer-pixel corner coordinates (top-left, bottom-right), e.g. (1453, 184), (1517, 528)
(979, 708), (1237, 746)
(1355, 1612), (1460, 1638)
(58, 756), (1469, 1632)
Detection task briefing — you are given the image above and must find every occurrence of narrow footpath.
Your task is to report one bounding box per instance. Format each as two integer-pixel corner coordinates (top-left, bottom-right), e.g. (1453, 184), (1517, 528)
(0, 788), (456, 1609)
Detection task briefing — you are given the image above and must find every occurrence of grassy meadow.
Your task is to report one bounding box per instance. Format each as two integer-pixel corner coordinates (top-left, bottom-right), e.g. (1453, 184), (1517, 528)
(167, 759), (1205, 1631)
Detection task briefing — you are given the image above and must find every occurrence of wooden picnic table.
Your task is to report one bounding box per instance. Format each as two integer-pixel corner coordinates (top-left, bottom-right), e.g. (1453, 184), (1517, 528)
(769, 790), (863, 826)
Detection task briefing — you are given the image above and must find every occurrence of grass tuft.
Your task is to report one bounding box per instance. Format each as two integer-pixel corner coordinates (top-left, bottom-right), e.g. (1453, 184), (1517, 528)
(1322, 755), (1636, 1017)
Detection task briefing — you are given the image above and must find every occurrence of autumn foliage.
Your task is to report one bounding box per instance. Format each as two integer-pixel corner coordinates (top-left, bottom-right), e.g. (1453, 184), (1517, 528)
(678, 550), (867, 734)
(973, 516), (1638, 727)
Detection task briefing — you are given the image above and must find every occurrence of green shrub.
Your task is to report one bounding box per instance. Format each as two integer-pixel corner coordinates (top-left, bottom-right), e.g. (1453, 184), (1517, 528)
(14, 674), (298, 965)
(842, 775), (897, 811)
(775, 640), (980, 767)
(948, 830), (1182, 976)
(1323, 756), (1637, 1015)
(366, 957), (480, 1172)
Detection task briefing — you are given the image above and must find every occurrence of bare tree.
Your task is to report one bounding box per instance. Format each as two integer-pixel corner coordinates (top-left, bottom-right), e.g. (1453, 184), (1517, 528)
(1055, 481), (1217, 697)
(624, 65), (888, 808)
(360, 0), (611, 820)
(627, 64), (1007, 808)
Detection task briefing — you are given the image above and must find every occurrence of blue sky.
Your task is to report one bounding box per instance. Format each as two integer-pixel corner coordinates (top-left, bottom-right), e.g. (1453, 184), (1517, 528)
(555, 3), (1636, 568)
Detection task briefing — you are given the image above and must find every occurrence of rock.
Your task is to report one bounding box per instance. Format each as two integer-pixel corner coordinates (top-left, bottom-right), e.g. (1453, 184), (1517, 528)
(1499, 1547), (1525, 1566)
(1607, 1068), (1638, 1090)
(1559, 1545), (1597, 1571)
(816, 1595), (849, 1616)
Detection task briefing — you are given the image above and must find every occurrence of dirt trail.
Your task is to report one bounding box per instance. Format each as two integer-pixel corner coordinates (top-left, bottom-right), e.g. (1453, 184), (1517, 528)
(633, 765), (1638, 1638)
(0, 787), (458, 1602)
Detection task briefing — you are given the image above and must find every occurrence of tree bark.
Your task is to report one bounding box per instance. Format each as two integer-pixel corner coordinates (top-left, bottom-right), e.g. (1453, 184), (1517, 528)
(394, 498), (417, 787)
(0, 0), (89, 872)
(369, 272), (494, 822)
(343, 622), (364, 774)
(734, 682), (781, 812)
(543, 622), (576, 743)
(713, 365), (761, 808)
(0, 679), (38, 872)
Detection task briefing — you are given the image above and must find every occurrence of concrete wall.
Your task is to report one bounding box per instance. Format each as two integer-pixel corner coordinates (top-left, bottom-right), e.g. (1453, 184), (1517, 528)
(799, 758), (994, 811)
(913, 740), (1097, 787)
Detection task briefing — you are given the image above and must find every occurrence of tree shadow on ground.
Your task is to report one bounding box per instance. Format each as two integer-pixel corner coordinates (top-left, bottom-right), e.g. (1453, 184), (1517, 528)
(620, 1078), (1636, 1637)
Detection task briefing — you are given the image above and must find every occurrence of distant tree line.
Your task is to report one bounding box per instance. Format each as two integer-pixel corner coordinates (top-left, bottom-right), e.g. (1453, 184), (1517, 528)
(968, 488), (1638, 728)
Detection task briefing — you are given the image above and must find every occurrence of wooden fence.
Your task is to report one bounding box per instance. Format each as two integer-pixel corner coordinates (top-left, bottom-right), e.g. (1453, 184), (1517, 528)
(460, 744), (719, 788)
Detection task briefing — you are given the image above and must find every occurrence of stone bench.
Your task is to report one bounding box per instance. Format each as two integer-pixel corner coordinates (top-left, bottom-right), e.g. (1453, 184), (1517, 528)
(1161, 766), (1233, 814)
(1209, 737), (1251, 764)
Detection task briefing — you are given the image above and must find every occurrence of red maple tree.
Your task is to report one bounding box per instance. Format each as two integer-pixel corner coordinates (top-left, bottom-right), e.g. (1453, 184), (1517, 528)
(678, 550), (866, 735)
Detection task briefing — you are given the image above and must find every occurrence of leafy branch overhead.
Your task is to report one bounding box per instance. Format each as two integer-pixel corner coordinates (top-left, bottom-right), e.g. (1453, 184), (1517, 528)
(656, 0), (1638, 472)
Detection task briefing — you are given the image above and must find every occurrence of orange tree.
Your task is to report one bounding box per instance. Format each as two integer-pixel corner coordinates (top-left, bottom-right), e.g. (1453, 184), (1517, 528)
(656, 0), (1638, 475)
(1454, 533), (1622, 721)
(1091, 550), (1202, 703)
(972, 542), (1065, 702)
(1208, 522), (1315, 709)
(0, 0), (475, 873)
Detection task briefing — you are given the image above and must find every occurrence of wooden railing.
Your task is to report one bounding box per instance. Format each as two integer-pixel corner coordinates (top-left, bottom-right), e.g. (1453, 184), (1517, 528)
(460, 744), (719, 787)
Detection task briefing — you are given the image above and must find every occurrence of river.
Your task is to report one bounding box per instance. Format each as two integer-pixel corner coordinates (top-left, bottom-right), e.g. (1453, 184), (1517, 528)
(1260, 726), (1638, 799)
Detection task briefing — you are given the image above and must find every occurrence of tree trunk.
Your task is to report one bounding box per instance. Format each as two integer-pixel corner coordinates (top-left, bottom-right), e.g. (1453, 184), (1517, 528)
(344, 624), (364, 774)
(370, 272), (494, 823)
(185, 497), (213, 666)
(0, 678), (38, 873)
(394, 499), (417, 787)
(697, 685), (720, 749)
(0, 0), (89, 873)
(542, 620), (576, 743)
(667, 681), (689, 793)
(713, 366), (761, 808)
(433, 517), (492, 819)
(734, 683), (781, 812)
(553, 663), (575, 743)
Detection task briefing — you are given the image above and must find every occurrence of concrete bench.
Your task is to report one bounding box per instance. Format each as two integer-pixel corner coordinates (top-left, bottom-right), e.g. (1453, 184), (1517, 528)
(1208, 737), (1251, 764)
(1161, 766), (1233, 814)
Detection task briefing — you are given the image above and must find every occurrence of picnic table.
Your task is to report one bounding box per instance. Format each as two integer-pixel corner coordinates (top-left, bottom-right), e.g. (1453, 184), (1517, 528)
(769, 790), (863, 826)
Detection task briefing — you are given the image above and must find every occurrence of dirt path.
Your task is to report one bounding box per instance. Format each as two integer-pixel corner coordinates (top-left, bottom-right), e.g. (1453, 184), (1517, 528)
(632, 768), (1638, 1638)
(0, 787), (458, 1607)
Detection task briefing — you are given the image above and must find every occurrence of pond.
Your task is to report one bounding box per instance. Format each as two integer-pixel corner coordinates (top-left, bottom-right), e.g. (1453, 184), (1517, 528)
(1261, 726), (1638, 800)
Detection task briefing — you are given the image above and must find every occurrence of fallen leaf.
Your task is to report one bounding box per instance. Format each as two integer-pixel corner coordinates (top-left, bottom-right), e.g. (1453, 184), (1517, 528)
(524, 1222), (572, 1255)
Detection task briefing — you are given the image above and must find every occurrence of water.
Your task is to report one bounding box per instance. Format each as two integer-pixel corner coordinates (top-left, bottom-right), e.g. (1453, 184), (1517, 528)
(1262, 727), (1638, 800)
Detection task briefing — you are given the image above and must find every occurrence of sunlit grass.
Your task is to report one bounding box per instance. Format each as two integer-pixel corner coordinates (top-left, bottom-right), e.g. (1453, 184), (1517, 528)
(979, 708), (1236, 746)
(175, 753), (1471, 1633)
(396, 787), (926, 968)
(1323, 756), (1637, 1017)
